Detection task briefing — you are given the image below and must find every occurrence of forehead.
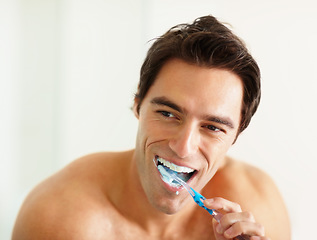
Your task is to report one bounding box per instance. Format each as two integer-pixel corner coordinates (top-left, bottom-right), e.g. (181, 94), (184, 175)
(143, 59), (243, 121)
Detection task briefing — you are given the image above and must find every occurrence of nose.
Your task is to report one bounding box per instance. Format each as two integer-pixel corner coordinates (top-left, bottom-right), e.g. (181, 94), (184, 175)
(168, 123), (199, 159)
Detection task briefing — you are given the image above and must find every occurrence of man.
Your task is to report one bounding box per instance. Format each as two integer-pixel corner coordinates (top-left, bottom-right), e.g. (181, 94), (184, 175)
(12, 15), (291, 240)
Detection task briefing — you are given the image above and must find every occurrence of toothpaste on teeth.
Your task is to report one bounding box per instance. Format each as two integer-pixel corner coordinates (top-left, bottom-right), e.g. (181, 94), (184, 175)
(157, 165), (173, 184)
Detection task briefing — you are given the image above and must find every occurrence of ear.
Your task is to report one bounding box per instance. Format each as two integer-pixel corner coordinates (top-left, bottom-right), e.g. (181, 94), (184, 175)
(133, 97), (140, 119)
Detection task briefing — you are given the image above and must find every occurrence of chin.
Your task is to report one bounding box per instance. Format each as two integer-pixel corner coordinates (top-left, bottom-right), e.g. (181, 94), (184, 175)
(149, 194), (184, 215)
(156, 203), (180, 215)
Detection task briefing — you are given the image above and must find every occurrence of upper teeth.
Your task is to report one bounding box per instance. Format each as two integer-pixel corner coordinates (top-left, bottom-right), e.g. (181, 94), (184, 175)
(157, 157), (195, 173)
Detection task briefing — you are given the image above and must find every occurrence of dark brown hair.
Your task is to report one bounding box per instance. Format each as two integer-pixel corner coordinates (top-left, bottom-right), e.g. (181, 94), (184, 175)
(135, 15), (261, 136)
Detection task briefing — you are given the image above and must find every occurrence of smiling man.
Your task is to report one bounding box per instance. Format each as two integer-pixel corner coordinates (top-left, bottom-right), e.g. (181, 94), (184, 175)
(12, 15), (291, 240)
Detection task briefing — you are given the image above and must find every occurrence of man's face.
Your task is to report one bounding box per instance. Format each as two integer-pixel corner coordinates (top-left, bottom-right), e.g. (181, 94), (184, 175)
(133, 58), (243, 214)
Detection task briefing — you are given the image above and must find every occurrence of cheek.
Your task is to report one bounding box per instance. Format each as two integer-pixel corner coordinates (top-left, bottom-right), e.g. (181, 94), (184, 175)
(201, 138), (233, 166)
(137, 115), (166, 146)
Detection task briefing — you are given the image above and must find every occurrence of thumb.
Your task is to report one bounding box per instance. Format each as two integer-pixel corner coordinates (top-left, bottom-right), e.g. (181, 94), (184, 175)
(212, 218), (226, 240)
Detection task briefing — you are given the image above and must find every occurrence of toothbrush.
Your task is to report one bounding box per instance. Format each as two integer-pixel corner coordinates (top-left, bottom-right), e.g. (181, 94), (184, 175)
(169, 172), (249, 240)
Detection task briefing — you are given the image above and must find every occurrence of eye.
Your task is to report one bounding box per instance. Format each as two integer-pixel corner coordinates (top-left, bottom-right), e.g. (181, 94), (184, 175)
(204, 125), (222, 132)
(158, 111), (176, 118)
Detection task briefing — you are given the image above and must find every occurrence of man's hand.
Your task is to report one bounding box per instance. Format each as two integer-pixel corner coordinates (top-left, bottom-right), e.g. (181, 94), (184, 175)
(203, 197), (270, 240)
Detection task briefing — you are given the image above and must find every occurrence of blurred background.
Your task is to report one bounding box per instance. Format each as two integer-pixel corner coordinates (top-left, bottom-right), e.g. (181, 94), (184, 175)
(1, 0), (316, 239)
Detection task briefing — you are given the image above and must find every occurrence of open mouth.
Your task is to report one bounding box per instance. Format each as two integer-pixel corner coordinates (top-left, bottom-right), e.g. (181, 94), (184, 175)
(154, 155), (196, 187)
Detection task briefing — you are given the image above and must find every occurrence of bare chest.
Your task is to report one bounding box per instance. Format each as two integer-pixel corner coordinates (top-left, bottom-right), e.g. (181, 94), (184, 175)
(102, 211), (216, 240)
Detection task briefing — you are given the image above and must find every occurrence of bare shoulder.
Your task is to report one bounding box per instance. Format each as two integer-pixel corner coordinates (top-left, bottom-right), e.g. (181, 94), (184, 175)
(12, 150), (132, 240)
(212, 156), (291, 239)
(220, 157), (284, 204)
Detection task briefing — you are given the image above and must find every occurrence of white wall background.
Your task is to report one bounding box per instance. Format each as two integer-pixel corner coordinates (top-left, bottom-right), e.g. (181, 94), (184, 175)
(1, 0), (316, 239)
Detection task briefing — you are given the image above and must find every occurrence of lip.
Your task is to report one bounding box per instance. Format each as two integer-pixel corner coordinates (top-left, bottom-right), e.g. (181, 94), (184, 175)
(160, 175), (184, 192)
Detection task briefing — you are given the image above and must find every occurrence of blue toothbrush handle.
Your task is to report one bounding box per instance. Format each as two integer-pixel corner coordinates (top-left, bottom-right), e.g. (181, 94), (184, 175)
(190, 188), (222, 220)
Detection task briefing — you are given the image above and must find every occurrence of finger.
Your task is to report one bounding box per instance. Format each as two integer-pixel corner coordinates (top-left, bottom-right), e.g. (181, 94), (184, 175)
(212, 218), (227, 240)
(219, 211), (255, 231)
(223, 221), (265, 239)
(203, 197), (242, 213)
(250, 236), (271, 240)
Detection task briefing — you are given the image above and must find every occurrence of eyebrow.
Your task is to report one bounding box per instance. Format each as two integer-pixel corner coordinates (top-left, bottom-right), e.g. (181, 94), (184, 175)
(151, 97), (182, 113)
(204, 115), (235, 129)
(150, 96), (235, 129)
